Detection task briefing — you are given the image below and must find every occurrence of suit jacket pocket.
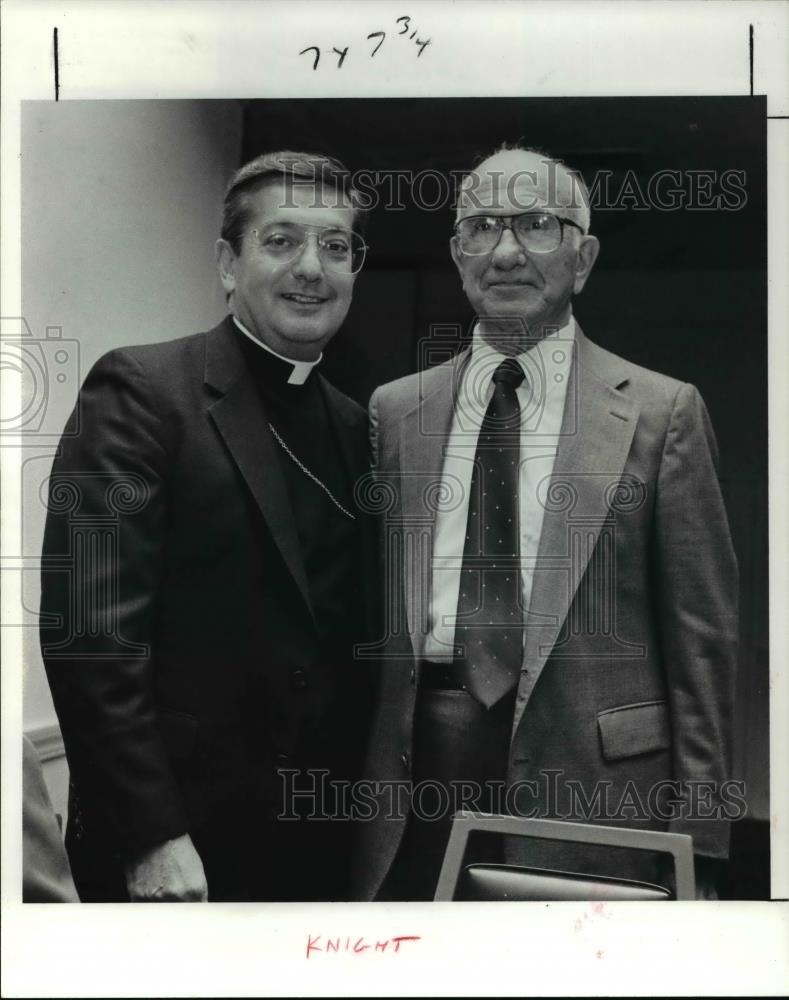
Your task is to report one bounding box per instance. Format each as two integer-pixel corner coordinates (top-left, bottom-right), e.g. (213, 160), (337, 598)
(158, 708), (198, 766)
(597, 700), (671, 761)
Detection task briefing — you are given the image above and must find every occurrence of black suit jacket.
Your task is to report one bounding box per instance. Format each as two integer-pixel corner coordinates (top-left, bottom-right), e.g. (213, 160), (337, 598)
(40, 317), (375, 900)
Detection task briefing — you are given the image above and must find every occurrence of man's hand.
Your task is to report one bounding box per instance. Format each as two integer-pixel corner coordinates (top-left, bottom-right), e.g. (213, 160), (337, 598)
(694, 855), (724, 901)
(695, 877), (719, 901)
(124, 833), (208, 902)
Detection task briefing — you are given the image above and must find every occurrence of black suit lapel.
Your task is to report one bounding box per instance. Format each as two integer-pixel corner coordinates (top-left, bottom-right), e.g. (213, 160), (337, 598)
(204, 318), (314, 622)
(318, 376), (366, 497)
(318, 376), (378, 646)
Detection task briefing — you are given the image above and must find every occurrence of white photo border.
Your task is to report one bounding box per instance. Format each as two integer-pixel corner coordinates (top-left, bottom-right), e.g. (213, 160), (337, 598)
(2, 1), (787, 996)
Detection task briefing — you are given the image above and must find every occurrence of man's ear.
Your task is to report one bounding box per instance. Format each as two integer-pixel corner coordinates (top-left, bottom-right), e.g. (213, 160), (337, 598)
(449, 235), (466, 283)
(573, 235), (600, 295)
(216, 239), (237, 297)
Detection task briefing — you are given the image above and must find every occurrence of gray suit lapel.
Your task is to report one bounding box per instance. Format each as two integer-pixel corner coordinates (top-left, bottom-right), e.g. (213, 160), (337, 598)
(399, 352), (467, 659)
(512, 329), (639, 735)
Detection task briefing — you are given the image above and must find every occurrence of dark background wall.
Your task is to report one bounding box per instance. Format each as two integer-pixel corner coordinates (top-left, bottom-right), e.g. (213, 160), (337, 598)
(243, 97), (769, 893)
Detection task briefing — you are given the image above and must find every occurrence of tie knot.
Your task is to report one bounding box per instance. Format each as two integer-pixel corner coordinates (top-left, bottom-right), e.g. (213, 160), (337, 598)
(492, 358), (525, 389)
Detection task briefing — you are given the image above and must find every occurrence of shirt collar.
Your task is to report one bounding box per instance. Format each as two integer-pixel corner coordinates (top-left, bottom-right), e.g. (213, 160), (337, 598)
(232, 315), (322, 386)
(467, 315), (576, 400)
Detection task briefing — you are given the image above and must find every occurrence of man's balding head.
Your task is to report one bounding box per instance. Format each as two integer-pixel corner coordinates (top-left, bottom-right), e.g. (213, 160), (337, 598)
(456, 147), (591, 234)
(451, 146), (599, 351)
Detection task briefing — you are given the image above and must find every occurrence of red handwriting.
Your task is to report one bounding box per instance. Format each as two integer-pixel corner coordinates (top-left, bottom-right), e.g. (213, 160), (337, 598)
(306, 934), (421, 958)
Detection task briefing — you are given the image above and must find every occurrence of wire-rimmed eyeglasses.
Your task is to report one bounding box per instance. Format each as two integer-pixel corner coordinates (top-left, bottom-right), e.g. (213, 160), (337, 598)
(250, 223), (367, 274)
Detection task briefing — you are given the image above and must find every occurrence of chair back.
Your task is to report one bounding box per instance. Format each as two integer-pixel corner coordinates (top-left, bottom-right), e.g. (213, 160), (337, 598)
(434, 812), (695, 901)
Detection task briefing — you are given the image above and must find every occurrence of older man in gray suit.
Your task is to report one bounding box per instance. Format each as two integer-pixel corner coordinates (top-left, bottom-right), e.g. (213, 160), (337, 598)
(354, 146), (738, 901)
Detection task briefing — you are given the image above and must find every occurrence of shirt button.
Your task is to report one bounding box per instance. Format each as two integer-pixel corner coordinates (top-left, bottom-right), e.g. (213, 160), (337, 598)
(409, 666), (416, 684)
(400, 751), (410, 769)
(291, 669), (308, 691)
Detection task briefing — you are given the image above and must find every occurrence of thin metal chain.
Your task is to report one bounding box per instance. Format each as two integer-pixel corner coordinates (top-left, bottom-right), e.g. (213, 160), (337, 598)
(268, 422), (357, 521)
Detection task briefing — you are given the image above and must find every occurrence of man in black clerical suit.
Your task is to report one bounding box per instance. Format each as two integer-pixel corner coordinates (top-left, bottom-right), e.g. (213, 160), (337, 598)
(40, 151), (375, 902)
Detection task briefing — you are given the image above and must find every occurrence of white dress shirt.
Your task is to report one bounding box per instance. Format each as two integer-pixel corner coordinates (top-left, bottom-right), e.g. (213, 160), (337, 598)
(424, 317), (576, 661)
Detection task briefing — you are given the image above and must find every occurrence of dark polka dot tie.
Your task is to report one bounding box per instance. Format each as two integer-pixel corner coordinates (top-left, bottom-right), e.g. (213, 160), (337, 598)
(454, 358), (525, 708)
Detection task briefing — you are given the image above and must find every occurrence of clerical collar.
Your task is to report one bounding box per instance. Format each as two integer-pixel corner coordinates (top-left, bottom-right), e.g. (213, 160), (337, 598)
(232, 315), (322, 386)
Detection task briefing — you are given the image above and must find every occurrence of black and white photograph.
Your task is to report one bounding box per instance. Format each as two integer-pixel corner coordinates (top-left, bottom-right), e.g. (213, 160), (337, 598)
(2, 2), (788, 997)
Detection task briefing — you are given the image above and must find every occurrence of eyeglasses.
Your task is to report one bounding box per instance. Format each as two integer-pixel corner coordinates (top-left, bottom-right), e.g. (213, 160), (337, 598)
(454, 212), (585, 256)
(250, 223), (367, 274)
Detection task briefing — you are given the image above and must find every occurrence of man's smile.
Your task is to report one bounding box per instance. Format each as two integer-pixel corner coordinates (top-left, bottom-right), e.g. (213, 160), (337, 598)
(486, 279), (535, 290)
(281, 291), (330, 305)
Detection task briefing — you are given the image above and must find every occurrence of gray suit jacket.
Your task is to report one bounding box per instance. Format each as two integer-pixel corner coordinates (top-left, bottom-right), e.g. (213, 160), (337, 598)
(353, 326), (738, 899)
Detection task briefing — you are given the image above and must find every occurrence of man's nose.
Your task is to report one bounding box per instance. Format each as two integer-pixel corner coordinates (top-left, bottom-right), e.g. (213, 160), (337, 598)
(491, 227), (526, 267)
(291, 234), (325, 280)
